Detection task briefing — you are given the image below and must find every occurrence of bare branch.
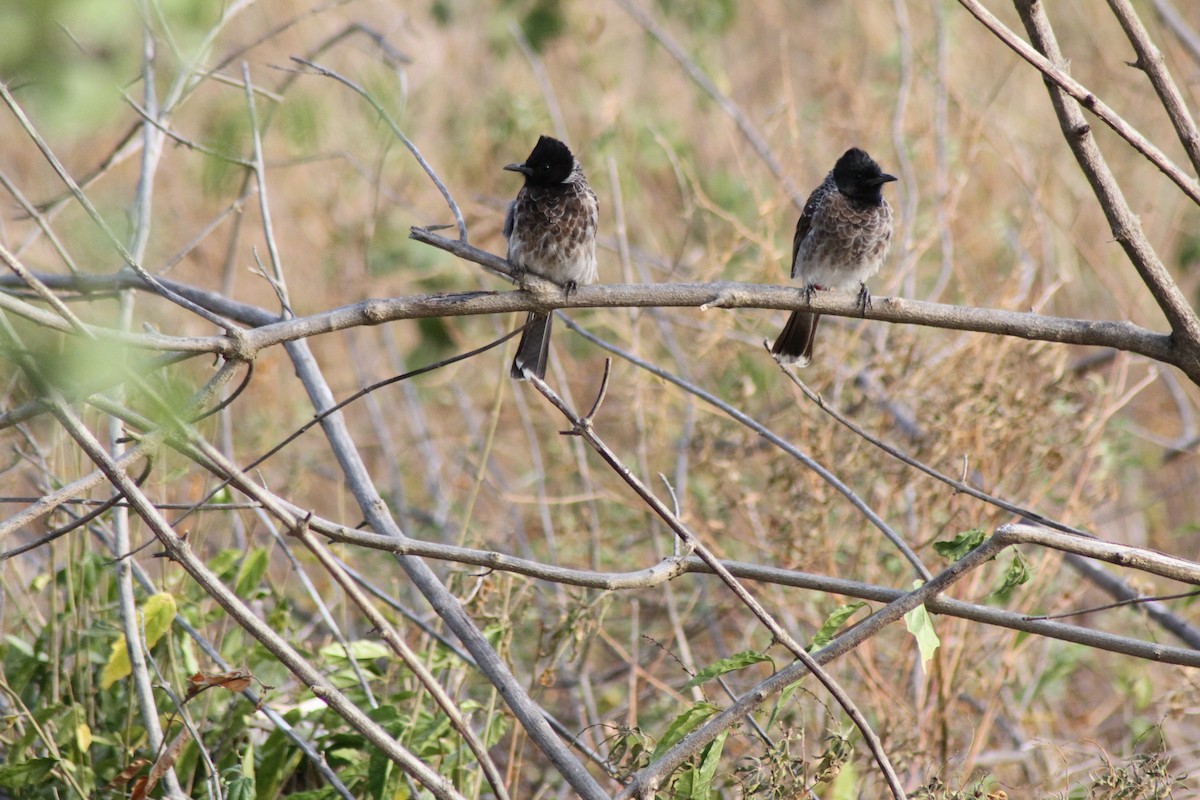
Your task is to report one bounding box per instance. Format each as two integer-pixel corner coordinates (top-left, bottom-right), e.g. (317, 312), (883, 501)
(0, 82), (238, 333)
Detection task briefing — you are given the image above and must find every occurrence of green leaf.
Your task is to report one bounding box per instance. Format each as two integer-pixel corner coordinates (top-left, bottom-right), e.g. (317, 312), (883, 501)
(367, 745), (392, 800)
(100, 636), (130, 689)
(903, 583), (940, 668)
(142, 592), (176, 646)
(684, 650), (772, 688)
(0, 758), (57, 789)
(932, 528), (986, 561)
(321, 640), (391, 663)
(766, 677), (805, 730)
(808, 602), (868, 652)
(257, 727), (305, 800)
(695, 729), (728, 793)
(99, 593), (177, 689)
(991, 550), (1031, 599)
(209, 549), (242, 580)
(672, 729), (728, 799)
(651, 703), (720, 760)
(241, 739), (255, 782)
(225, 774), (255, 800)
(5, 635), (35, 658)
(234, 548), (270, 596)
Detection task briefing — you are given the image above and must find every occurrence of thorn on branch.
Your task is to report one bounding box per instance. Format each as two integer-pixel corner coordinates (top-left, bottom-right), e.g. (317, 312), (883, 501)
(287, 511), (314, 539)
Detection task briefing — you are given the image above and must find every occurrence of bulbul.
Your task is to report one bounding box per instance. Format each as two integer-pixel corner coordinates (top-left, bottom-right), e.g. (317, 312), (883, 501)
(771, 147), (896, 367)
(503, 135), (599, 380)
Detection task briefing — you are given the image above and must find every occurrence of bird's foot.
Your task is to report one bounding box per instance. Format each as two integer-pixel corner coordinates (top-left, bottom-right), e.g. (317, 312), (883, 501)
(856, 283), (872, 317)
(802, 283), (821, 305)
(563, 279), (578, 299)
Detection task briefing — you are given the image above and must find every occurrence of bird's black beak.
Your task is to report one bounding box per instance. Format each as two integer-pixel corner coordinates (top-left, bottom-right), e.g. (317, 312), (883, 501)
(877, 173), (898, 184)
(504, 162), (532, 176)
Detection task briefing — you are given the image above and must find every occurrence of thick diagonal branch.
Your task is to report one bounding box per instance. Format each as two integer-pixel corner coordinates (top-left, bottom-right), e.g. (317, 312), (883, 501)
(971, 0), (1200, 382)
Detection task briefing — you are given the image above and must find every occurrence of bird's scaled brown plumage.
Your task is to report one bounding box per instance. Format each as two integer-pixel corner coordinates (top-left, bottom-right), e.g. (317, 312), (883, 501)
(771, 147), (896, 367)
(503, 135), (598, 380)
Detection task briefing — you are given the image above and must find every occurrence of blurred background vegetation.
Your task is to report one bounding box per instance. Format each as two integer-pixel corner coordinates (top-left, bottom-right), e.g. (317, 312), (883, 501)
(1, 0), (1198, 797)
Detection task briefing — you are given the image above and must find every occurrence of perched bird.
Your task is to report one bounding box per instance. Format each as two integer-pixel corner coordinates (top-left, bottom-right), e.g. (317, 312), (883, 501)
(771, 147), (896, 367)
(503, 135), (599, 380)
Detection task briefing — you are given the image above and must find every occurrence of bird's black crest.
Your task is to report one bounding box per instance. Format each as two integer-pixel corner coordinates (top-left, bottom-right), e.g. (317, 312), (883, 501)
(521, 135), (575, 185)
(832, 147), (896, 203)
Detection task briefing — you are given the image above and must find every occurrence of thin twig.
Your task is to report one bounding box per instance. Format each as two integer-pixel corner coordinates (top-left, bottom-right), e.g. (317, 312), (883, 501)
(292, 58), (467, 241)
(275, 335), (609, 797)
(241, 62), (292, 316)
(617, 525), (1025, 798)
(1024, 588), (1200, 622)
(307, 521), (1200, 665)
(782, 368), (1093, 538)
(560, 322), (931, 580)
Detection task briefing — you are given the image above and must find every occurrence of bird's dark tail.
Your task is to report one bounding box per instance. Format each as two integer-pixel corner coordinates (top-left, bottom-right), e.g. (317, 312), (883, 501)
(770, 311), (819, 368)
(511, 312), (553, 380)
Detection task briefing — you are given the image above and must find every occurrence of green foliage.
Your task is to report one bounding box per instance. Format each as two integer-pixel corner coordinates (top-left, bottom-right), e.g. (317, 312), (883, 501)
(903, 593), (940, 667)
(0, 543), (502, 800)
(233, 548), (271, 598)
(989, 550), (1031, 601)
(808, 601), (868, 652)
(683, 649), (772, 688)
(733, 727), (859, 798)
(0, 759), (58, 790)
(606, 725), (652, 775)
(933, 529), (987, 561)
(670, 729), (727, 799)
(650, 703), (720, 760)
